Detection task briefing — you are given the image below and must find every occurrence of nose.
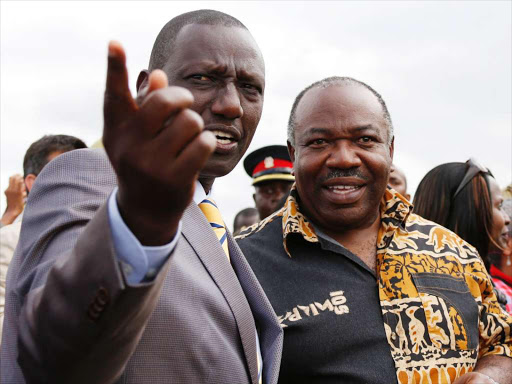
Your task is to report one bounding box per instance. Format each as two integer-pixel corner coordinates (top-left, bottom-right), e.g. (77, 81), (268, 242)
(272, 188), (286, 203)
(504, 210), (511, 227)
(211, 83), (243, 119)
(325, 140), (362, 169)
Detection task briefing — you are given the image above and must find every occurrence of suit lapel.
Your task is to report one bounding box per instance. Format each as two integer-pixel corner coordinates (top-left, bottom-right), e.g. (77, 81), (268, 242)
(228, 231), (284, 384)
(181, 203), (259, 384)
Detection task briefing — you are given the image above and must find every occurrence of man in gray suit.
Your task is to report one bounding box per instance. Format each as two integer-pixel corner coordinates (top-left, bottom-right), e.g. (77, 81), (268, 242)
(1, 10), (283, 384)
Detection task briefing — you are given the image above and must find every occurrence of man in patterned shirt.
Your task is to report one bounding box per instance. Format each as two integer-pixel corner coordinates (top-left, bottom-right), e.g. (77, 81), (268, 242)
(236, 76), (512, 384)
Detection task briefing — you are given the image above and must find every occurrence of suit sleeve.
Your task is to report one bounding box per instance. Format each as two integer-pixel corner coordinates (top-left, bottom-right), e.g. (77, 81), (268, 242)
(15, 149), (171, 384)
(0, 222), (20, 343)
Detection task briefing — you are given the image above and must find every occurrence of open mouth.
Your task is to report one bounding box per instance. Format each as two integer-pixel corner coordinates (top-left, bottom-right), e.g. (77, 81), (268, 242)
(327, 185), (363, 194)
(211, 130), (237, 145)
(322, 182), (365, 205)
(208, 129), (239, 154)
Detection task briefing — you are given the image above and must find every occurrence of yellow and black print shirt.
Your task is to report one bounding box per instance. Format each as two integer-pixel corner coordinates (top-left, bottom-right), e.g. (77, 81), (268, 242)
(238, 186), (512, 384)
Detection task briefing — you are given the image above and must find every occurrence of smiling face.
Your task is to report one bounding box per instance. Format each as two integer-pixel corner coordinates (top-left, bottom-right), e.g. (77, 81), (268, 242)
(139, 24), (265, 187)
(288, 83), (394, 234)
(488, 177), (511, 251)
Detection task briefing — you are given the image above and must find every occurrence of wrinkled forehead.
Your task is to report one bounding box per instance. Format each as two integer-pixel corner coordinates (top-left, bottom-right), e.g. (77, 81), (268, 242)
(166, 23), (265, 75)
(295, 84), (387, 132)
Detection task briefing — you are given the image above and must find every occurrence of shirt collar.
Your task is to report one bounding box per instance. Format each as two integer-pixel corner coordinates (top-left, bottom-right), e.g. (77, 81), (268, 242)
(193, 180), (213, 205)
(281, 184), (413, 257)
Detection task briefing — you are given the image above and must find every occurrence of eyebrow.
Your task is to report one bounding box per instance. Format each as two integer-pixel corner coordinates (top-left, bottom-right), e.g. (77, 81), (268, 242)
(181, 61), (263, 82)
(201, 62), (229, 75)
(237, 68), (264, 82)
(305, 127), (331, 136)
(351, 125), (379, 133)
(304, 125), (379, 136)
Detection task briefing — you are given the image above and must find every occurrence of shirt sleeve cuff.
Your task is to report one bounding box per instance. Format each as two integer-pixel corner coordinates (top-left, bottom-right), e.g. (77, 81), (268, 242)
(107, 188), (181, 284)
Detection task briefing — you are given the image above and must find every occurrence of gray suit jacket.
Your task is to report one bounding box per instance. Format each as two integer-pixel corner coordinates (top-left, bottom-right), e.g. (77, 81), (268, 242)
(0, 149), (283, 384)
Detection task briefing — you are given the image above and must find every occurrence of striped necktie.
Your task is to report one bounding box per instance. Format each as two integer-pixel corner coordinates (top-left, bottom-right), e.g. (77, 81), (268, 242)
(199, 198), (263, 383)
(199, 198), (229, 260)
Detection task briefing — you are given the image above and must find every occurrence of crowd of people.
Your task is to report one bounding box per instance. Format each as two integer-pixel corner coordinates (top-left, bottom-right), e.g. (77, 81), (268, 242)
(0, 9), (510, 384)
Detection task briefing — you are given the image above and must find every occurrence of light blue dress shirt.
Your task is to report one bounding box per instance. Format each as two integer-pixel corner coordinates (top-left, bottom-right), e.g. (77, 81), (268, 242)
(107, 180), (207, 284)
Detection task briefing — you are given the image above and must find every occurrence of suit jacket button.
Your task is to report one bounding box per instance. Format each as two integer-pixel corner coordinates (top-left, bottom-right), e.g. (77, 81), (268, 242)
(91, 301), (104, 312)
(96, 287), (110, 306)
(87, 305), (100, 321)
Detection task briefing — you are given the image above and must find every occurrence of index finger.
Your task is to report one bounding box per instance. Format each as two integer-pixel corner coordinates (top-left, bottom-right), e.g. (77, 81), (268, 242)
(104, 41), (136, 125)
(105, 41), (131, 100)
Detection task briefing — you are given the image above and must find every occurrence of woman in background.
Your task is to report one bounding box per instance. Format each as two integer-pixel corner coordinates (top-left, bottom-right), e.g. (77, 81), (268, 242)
(491, 187), (512, 311)
(413, 159), (511, 313)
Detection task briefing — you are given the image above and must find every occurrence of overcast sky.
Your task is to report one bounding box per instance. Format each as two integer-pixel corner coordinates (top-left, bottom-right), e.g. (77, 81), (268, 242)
(1, 1), (511, 230)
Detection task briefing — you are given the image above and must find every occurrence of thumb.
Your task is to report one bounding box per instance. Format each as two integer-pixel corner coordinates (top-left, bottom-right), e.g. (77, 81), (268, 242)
(148, 69), (169, 93)
(137, 69), (169, 102)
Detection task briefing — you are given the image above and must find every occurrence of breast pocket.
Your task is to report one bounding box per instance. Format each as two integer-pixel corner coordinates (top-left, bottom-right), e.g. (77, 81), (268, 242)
(411, 273), (479, 350)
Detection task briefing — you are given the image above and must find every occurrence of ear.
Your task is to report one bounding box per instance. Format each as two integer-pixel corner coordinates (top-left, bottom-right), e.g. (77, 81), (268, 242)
(389, 137), (395, 161)
(287, 140), (296, 163)
(136, 70), (150, 93)
(405, 193), (411, 201)
(24, 174), (36, 193)
(252, 193), (256, 203)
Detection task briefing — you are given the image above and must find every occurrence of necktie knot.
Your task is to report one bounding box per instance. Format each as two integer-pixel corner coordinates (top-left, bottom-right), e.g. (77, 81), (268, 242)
(199, 198), (229, 260)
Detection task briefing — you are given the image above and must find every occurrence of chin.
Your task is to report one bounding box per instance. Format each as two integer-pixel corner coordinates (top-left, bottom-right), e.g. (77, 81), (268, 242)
(498, 239), (509, 251)
(489, 240), (505, 255)
(326, 206), (378, 230)
(202, 158), (238, 179)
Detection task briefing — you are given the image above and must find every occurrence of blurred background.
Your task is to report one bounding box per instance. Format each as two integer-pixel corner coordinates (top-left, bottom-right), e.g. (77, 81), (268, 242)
(1, 0), (511, 231)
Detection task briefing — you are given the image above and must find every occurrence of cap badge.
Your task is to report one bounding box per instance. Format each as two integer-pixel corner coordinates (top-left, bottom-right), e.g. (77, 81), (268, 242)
(264, 156), (274, 169)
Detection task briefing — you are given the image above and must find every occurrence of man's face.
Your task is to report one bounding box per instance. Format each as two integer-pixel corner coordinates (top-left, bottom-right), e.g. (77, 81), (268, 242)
(388, 165), (409, 200)
(253, 180), (293, 219)
(144, 24), (265, 180)
(288, 84), (394, 233)
(234, 212), (260, 235)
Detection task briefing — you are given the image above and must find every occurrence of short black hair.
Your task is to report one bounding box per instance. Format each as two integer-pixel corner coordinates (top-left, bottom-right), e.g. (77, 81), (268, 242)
(233, 207), (258, 234)
(23, 135), (87, 177)
(287, 76), (393, 147)
(149, 9), (248, 71)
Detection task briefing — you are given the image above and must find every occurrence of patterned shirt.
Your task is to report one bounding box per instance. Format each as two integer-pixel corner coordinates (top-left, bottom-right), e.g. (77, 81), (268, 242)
(237, 186), (512, 384)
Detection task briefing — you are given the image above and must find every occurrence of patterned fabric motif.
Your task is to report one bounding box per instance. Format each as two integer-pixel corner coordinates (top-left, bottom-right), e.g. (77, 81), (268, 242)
(237, 184), (512, 384)
(199, 198), (230, 260)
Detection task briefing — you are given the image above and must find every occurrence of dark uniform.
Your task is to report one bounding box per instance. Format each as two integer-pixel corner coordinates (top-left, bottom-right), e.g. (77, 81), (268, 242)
(243, 145), (294, 219)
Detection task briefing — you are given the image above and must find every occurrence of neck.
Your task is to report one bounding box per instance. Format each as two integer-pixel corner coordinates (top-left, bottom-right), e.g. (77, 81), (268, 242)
(323, 213), (381, 272)
(500, 254), (512, 277)
(199, 177), (215, 195)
